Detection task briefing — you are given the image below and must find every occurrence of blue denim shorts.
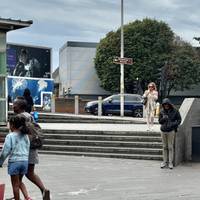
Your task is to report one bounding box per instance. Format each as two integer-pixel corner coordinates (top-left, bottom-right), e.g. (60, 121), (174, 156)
(8, 161), (28, 175)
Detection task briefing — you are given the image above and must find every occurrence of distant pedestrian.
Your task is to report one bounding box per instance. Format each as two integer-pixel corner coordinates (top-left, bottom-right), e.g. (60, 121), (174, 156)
(159, 98), (182, 169)
(13, 98), (50, 200)
(143, 82), (158, 131)
(0, 115), (31, 200)
(23, 88), (34, 113)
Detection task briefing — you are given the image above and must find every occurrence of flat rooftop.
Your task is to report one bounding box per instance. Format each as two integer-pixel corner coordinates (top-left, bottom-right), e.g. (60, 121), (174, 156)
(0, 17), (32, 31)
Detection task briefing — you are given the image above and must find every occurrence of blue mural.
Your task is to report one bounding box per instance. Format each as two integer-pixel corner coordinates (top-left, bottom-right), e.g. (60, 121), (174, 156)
(8, 76), (54, 106)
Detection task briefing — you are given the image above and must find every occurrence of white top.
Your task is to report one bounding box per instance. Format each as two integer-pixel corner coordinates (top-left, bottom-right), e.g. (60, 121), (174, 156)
(143, 90), (158, 114)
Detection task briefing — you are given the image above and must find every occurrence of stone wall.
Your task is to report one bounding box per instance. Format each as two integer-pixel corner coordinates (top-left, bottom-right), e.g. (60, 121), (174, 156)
(55, 97), (90, 114)
(175, 98), (200, 166)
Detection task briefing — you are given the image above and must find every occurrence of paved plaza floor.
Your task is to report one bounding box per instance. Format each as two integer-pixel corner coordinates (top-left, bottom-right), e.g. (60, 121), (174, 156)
(0, 155), (200, 200)
(39, 123), (160, 132)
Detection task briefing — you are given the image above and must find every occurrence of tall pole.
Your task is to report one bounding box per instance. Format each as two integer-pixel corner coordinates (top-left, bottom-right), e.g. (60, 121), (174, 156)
(120, 0), (124, 117)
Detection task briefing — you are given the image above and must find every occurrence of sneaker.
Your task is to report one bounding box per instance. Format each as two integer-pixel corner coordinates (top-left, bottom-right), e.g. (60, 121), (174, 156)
(43, 189), (50, 200)
(169, 163), (173, 169)
(160, 162), (167, 168)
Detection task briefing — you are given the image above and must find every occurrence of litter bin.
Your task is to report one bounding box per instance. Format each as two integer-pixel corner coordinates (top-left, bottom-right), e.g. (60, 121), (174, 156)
(0, 183), (5, 200)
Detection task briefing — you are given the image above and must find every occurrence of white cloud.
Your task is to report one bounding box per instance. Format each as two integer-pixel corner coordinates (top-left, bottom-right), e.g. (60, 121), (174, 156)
(1, 0), (200, 71)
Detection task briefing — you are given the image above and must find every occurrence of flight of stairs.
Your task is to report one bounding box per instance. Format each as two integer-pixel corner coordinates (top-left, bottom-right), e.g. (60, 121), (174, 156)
(41, 129), (162, 160)
(0, 127), (162, 160)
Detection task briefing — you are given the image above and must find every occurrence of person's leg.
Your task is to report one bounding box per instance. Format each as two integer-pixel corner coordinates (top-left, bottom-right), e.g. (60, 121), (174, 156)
(27, 150), (50, 200)
(19, 178), (30, 199)
(160, 132), (168, 168)
(146, 113), (151, 130)
(10, 175), (20, 200)
(168, 131), (175, 169)
(26, 164), (45, 193)
(150, 111), (154, 128)
(19, 182), (28, 198)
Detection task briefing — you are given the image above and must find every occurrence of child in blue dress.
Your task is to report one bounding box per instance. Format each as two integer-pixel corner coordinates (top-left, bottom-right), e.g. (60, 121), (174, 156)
(0, 115), (31, 200)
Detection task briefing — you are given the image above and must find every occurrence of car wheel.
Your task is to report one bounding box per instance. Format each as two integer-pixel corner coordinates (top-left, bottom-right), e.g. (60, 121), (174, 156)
(93, 108), (105, 116)
(133, 108), (143, 118)
(93, 107), (98, 115)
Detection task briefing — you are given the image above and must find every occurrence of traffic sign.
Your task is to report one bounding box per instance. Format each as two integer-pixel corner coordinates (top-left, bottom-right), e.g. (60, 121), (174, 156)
(113, 57), (133, 65)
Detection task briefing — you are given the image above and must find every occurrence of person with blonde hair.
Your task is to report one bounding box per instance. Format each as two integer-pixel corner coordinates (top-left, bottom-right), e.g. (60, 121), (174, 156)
(143, 82), (158, 130)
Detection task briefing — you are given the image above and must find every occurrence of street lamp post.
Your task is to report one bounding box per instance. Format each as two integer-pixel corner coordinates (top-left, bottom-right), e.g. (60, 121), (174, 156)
(120, 0), (124, 117)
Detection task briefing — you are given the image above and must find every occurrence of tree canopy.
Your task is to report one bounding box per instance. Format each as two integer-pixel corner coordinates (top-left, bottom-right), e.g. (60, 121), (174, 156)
(94, 18), (200, 97)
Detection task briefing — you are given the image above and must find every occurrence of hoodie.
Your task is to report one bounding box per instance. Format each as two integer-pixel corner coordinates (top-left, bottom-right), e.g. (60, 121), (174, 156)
(158, 98), (182, 132)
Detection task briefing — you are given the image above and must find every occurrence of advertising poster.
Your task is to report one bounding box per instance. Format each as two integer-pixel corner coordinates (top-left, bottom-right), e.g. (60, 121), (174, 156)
(41, 92), (52, 111)
(7, 43), (51, 78)
(7, 76), (54, 106)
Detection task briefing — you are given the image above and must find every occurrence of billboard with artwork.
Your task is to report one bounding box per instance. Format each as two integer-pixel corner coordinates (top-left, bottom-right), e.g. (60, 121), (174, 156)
(8, 76), (54, 106)
(7, 43), (51, 78)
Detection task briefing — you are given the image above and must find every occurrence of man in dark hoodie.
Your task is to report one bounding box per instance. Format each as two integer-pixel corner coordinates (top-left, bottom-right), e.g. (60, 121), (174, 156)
(159, 98), (182, 169)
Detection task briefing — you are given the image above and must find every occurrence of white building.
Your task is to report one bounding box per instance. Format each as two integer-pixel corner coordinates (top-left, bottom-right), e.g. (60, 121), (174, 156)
(59, 41), (110, 97)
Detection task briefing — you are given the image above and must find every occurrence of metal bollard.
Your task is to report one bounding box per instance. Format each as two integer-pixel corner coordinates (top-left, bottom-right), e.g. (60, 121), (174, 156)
(51, 94), (55, 113)
(75, 95), (79, 115)
(98, 96), (102, 116)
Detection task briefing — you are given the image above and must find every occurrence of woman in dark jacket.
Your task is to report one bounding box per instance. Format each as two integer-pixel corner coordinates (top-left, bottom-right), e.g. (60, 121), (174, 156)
(159, 98), (181, 169)
(23, 88), (34, 113)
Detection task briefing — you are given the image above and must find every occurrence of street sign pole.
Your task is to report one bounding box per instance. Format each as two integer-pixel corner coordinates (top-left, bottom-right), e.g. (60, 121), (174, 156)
(120, 0), (124, 117)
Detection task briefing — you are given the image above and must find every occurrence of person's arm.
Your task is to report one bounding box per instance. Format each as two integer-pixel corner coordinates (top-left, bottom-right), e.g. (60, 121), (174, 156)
(171, 110), (182, 127)
(152, 91), (158, 101)
(158, 111), (168, 124)
(143, 90), (149, 98)
(0, 134), (12, 166)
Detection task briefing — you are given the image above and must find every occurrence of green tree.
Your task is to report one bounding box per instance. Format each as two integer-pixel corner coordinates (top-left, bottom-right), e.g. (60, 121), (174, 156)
(95, 18), (174, 93)
(161, 41), (200, 97)
(94, 18), (200, 98)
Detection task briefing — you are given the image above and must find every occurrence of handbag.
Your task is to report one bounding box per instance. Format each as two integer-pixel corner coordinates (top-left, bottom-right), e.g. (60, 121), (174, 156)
(26, 121), (44, 149)
(142, 97), (147, 106)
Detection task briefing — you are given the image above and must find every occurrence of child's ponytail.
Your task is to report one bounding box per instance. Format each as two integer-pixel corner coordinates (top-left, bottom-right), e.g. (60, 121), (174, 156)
(18, 124), (29, 135)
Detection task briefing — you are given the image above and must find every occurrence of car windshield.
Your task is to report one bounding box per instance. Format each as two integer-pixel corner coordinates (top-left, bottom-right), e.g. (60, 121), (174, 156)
(125, 95), (142, 102)
(103, 94), (142, 102)
(103, 95), (120, 102)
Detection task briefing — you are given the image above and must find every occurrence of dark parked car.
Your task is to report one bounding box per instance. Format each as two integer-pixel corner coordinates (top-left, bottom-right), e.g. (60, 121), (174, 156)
(85, 94), (143, 117)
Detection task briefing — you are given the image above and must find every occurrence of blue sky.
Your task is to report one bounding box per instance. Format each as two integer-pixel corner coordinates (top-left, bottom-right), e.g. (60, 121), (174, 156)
(1, 0), (200, 72)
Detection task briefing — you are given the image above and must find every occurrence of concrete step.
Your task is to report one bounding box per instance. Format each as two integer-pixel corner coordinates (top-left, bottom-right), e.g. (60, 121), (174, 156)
(42, 145), (162, 155)
(39, 150), (162, 160)
(0, 127), (8, 132)
(43, 129), (161, 137)
(44, 133), (162, 142)
(44, 139), (162, 148)
(38, 119), (144, 124)
(8, 112), (147, 124)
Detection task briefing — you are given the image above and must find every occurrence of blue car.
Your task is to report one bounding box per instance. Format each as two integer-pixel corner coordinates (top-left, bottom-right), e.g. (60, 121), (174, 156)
(85, 94), (143, 117)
